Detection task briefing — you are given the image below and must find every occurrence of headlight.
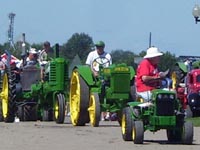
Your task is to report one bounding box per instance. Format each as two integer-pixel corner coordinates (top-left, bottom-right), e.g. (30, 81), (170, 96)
(157, 94), (162, 99)
(169, 94), (175, 100)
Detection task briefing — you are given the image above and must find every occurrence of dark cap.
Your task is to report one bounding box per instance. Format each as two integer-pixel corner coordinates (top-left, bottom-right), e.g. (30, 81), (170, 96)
(44, 41), (50, 47)
(95, 41), (105, 47)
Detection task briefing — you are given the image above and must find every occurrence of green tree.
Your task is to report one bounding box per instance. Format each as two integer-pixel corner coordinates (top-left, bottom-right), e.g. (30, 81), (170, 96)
(158, 51), (177, 72)
(31, 43), (43, 51)
(139, 50), (146, 57)
(111, 50), (136, 67)
(61, 33), (94, 62)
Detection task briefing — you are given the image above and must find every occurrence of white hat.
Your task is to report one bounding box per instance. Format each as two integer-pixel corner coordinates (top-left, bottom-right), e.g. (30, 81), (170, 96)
(29, 48), (38, 54)
(143, 47), (163, 58)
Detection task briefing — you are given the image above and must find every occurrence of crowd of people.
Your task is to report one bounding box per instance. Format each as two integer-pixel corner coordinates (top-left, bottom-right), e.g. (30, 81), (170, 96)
(0, 41), (54, 82)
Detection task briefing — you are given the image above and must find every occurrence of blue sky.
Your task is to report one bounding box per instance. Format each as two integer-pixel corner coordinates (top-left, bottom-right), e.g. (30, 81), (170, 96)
(0, 0), (200, 56)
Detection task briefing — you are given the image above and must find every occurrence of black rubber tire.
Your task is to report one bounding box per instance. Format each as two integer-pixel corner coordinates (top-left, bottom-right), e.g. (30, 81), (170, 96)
(24, 105), (32, 121)
(18, 105), (38, 121)
(18, 106), (24, 121)
(0, 101), (3, 122)
(30, 105), (38, 121)
(121, 107), (133, 141)
(78, 75), (89, 125)
(54, 93), (66, 124)
(132, 120), (144, 144)
(42, 109), (49, 121)
(181, 121), (194, 144)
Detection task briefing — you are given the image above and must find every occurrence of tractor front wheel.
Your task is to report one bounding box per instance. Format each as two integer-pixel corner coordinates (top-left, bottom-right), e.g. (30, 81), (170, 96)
(88, 93), (100, 127)
(181, 121), (194, 144)
(54, 93), (66, 124)
(121, 107), (132, 141)
(167, 121), (193, 144)
(132, 120), (144, 144)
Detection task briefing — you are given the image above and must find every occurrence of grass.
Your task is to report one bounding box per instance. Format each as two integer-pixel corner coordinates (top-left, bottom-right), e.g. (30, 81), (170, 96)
(186, 117), (200, 127)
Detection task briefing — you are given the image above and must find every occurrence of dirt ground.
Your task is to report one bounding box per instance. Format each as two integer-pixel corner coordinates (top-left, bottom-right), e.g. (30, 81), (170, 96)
(0, 116), (199, 150)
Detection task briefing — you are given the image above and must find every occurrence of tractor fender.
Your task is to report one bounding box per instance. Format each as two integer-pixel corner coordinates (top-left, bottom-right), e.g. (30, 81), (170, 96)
(129, 66), (135, 80)
(73, 65), (95, 86)
(176, 62), (188, 73)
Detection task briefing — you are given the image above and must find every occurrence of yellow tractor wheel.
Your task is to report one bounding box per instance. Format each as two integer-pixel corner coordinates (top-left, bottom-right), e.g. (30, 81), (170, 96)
(88, 93), (100, 127)
(69, 70), (89, 126)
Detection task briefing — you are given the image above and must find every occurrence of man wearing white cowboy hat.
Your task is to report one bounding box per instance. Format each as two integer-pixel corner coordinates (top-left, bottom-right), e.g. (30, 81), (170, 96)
(135, 46), (166, 101)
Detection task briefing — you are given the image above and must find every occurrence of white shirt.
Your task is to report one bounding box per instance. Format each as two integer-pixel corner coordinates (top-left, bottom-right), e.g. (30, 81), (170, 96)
(86, 50), (112, 72)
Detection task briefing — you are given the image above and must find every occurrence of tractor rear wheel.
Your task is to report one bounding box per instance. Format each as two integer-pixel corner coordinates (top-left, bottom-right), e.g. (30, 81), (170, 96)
(121, 107), (132, 141)
(132, 120), (144, 144)
(0, 101), (3, 122)
(70, 70), (89, 126)
(1, 71), (16, 123)
(0, 77), (3, 122)
(42, 107), (53, 121)
(18, 106), (24, 121)
(54, 93), (65, 124)
(18, 105), (38, 121)
(88, 93), (100, 127)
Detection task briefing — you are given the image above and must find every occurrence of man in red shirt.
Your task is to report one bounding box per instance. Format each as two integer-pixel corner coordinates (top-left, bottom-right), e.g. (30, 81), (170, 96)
(136, 47), (164, 101)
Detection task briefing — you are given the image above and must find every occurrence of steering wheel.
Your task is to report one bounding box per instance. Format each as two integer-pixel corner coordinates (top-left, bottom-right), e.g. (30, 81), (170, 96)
(91, 57), (111, 72)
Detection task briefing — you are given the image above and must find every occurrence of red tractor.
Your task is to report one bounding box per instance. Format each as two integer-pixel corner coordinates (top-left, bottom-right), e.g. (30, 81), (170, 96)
(173, 60), (200, 117)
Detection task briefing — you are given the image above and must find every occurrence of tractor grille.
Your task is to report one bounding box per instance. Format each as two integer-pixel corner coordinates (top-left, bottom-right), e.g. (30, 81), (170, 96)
(111, 74), (130, 93)
(49, 63), (56, 82)
(49, 59), (69, 90)
(156, 94), (175, 116)
(20, 66), (40, 91)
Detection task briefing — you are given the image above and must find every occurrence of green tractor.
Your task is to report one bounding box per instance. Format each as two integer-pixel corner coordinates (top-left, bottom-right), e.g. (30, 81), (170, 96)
(0, 44), (69, 123)
(69, 57), (135, 127)
(121, 86), (194, 144)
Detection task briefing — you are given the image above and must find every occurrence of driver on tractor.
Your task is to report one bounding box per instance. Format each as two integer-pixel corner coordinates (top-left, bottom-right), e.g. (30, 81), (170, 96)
(136, 47), (168, 102)
(85, 40), (112, 120)
(86, 41), (112, 76)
